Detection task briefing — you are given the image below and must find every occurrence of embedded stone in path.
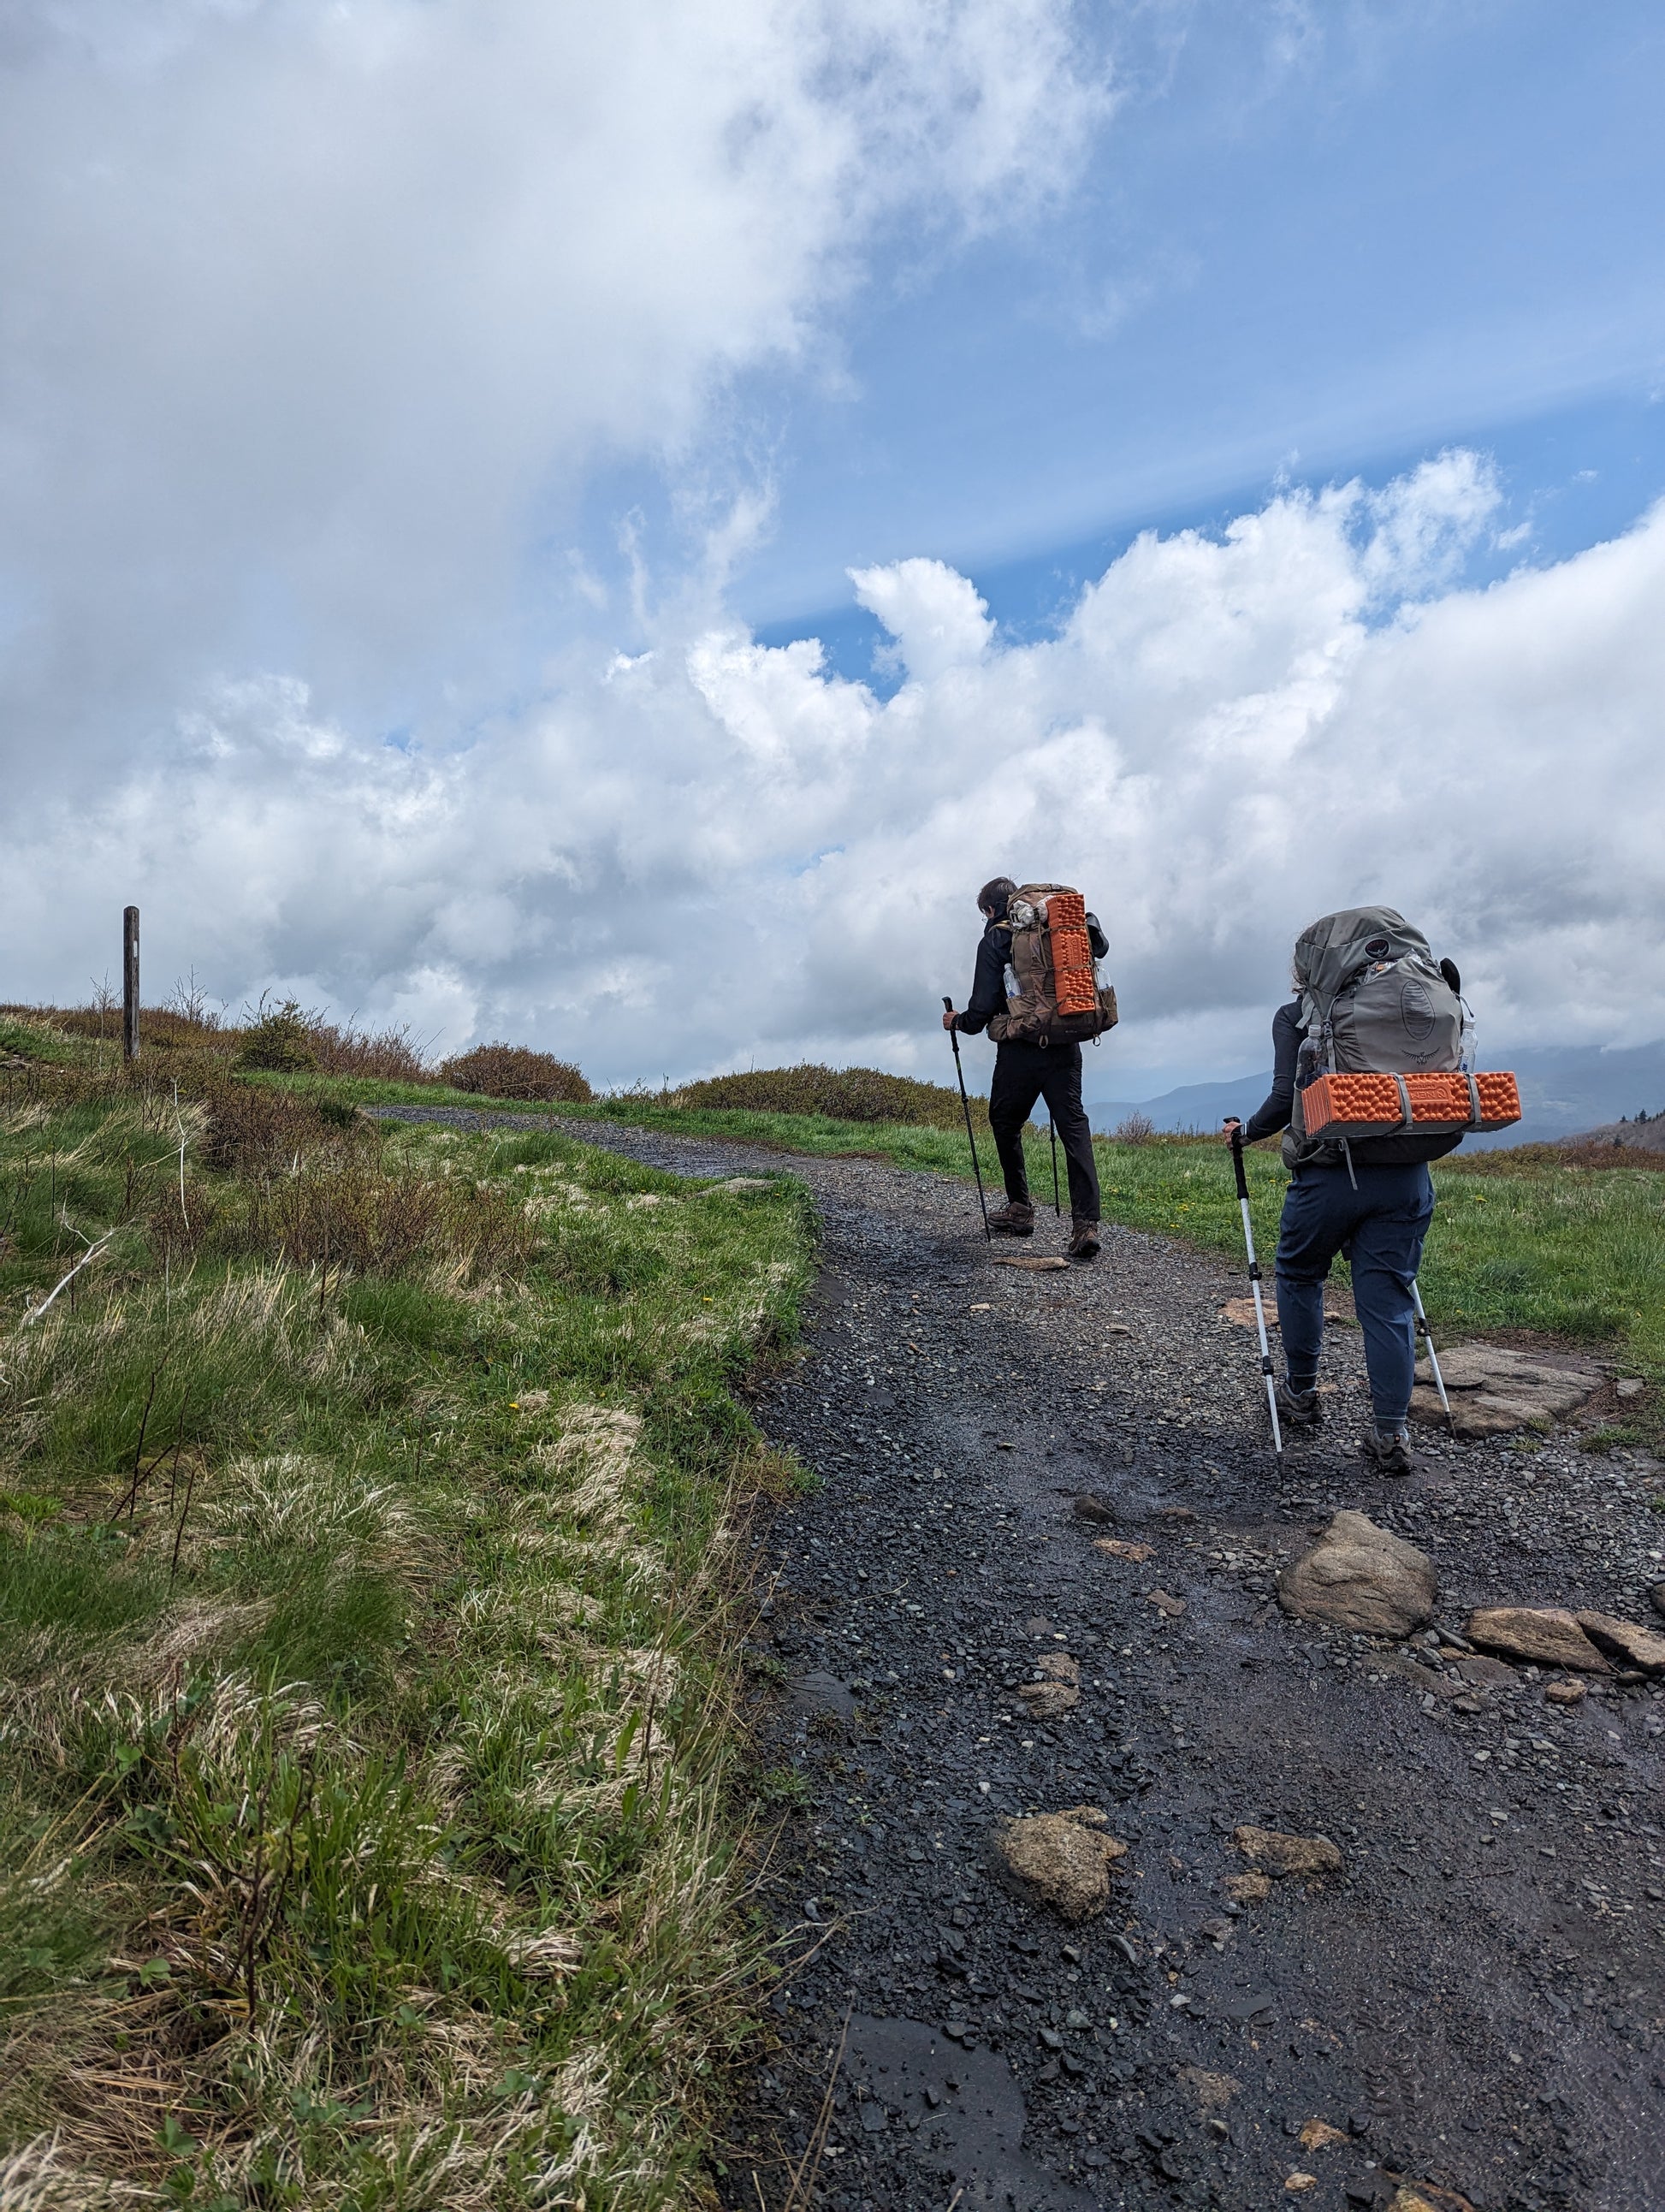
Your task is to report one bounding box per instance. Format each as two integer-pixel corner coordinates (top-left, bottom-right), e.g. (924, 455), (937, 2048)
(1409, 1341), (1605, 1434)
(1277, 1510), (1437, 1636)
(1465, 1606), (1610, 1672)
(1072, 1493), (1117, 1524)
(1017, 1652), (1081, 1719)
(992, 1254), (1068, 1272)
(990, 1806), (1129, 1920)
(1575, 1610), (1665, 1672)
(1223, 1871), (1271, 1905)
(1230, 1825), (1343, 1877)
(1093, 1536), (1155, 1563)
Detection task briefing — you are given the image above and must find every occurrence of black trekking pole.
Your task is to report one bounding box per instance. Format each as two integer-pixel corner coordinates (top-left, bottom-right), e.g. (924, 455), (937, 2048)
(1230, 1130), (1283, 1456)
(1047, 1117), (1062, 1218)
(943, 998), (991, 1241)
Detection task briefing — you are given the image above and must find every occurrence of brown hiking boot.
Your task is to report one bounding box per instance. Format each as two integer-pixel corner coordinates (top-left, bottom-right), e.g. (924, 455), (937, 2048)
(1068, 1217), (1101, 1261)
(987, 1201), (1035, 1236)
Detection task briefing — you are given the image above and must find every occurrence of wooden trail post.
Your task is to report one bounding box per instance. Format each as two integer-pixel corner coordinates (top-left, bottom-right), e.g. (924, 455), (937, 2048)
(122, 905), (140, 1064)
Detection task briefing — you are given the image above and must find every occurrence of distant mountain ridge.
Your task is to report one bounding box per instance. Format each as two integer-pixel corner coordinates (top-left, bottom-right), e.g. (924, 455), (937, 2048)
(1086, 1041), (1665, 1150)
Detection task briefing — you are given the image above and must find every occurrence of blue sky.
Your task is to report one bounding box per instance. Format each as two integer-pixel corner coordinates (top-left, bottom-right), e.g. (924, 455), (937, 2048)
(3, 0), (1662, 1089)
(691, 0), (1665, 668)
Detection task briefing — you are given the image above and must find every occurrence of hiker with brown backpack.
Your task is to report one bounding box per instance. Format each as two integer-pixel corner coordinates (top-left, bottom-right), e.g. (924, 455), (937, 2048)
(1223, 905), (1519, 1474)
(943, 875), (1118, 1261)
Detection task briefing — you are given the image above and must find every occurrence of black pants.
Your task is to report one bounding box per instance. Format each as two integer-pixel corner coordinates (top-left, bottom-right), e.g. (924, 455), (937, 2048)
(987, 1040), (1101, 1221)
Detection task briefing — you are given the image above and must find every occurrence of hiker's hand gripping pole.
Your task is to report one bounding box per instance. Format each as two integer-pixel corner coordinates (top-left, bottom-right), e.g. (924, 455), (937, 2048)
(1230, 1129), (1283, 1456)
(1411, 1278), (1454, 1432)
(943, 999), (991, 1241)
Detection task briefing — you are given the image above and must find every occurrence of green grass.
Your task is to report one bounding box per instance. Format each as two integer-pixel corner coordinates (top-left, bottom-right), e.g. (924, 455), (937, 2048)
(0, 1083), (814, 2207)
(1088, 1137), (1665, 1367)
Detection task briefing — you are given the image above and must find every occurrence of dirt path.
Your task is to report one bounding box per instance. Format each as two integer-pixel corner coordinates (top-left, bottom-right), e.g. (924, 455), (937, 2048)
(382, 1111), (1665, 2212)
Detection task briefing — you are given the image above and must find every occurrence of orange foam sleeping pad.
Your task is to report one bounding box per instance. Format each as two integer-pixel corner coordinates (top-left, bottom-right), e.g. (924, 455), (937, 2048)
(1050, 932), (1098, 1012)
(1299, 1070), (1521, 1139)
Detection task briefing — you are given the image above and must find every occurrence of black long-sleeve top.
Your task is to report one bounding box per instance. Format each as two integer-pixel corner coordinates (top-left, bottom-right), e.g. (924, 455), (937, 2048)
(1241, 1000), (1305, 1141)
(951, 920), (1012, 1035)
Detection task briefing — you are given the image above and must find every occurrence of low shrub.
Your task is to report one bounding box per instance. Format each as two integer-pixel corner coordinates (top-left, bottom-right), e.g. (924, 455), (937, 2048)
(671, 1062), (980, 1128)
(196, 1076), (351, 1172)
(437, 1041), (592, 1102)
(234, 998), (317, 1073)
(309, 1019), (433, 1082)
(235, 1158), (537, 1279)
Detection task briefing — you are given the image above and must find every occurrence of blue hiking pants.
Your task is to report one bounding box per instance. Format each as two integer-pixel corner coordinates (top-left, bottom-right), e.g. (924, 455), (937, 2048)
(1274, 1160), (1435, 1428)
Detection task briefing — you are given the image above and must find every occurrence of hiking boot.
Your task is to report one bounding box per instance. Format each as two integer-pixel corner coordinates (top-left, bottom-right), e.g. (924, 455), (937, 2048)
(1068, 1217), (1101, 1262)
(1276, 1379), (1321, 1430)
(987, 1201), (1035, 1236)
(1360, 1426), (1417, 1476)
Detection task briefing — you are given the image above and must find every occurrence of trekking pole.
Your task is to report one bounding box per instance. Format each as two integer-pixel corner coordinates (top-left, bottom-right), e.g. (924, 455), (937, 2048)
(1047, 1117), (1061, 1218)
(1411, 1278), (1455, 1432)
(942, 999), (991, 1242)
(1230, 1130), (1283, 1456)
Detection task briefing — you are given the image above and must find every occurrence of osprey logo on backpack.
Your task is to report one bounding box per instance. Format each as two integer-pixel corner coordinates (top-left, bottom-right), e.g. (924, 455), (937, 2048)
(1401, 976), (1437, 1045)
(987, 883), (1118, 1047)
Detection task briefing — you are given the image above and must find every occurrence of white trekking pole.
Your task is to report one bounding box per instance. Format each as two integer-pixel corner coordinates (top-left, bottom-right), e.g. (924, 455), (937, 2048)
(1411, 1278), (1454, 1432)
(1230, 1130), (1283, 1456)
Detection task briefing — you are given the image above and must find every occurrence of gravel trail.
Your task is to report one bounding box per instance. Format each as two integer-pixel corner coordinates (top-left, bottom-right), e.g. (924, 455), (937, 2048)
(380, 1107), (1665, 2212)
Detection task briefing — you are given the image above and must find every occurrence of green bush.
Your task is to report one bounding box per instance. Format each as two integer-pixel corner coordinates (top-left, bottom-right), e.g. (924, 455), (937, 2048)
(437, 1041), (592, 1102)
(234, 998), (317, 1072)
(671, 1062), (981, 1128)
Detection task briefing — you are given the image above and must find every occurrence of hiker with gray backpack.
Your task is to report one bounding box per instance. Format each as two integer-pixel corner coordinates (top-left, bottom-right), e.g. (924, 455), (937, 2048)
(944, 875), (1118, 1261)
(1222, 906), (1518, 1474)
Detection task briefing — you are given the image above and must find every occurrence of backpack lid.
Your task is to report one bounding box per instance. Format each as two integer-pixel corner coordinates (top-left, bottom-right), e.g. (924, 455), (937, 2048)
(1293, 905), (1436, 1028)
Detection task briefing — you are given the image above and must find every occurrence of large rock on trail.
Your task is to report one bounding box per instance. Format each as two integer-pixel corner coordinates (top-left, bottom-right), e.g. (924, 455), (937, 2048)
(1277, 1511), (1437, 1636)
(990, 1806), (1128, 1920)
(1409, 1342), (1604, 1435)
(1465, 1606), (1610, 1672)
(1576, 1610), (1665, 1672)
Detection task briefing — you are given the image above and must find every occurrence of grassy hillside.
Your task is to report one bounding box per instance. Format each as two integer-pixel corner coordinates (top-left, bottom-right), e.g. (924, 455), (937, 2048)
(0, 1064), (812, 2207)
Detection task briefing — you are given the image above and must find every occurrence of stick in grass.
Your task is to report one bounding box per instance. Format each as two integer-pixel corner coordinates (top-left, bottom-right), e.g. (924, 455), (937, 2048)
(169, 1459), (199, 1589)
(21, 1229), (116, 1325)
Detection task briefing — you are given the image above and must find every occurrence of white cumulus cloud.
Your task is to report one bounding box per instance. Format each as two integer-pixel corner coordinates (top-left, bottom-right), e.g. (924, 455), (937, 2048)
(4, 454), (1662, 1088)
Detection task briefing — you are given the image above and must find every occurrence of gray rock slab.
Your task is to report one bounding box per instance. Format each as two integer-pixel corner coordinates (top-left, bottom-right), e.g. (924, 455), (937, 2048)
(1410, 1342), (1605, 1434)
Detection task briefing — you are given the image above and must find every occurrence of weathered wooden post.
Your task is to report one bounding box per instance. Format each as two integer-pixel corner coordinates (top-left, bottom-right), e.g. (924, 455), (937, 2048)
(122, 905), (140, 1064)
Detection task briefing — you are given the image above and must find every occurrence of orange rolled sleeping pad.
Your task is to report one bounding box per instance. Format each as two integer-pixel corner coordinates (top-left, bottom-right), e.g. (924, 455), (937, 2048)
(1299, 1070), (1522, 1139)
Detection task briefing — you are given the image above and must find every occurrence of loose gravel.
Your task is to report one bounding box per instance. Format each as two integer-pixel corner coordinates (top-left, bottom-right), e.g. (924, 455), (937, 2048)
(379, 1107), (1665, 2212)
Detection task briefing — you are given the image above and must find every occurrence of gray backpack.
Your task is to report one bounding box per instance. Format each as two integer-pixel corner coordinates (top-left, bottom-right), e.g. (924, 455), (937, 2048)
(1283, 905), (1467, 1170)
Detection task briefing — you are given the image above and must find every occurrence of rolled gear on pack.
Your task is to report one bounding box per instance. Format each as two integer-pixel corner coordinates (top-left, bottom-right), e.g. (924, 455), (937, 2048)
(987, 885), (1119, 1047)
(1284, 905), (1520, 1171)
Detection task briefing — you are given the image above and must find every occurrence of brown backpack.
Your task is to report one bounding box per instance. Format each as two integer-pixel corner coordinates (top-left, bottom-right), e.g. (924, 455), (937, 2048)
(987, 884), (1119, 1047)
